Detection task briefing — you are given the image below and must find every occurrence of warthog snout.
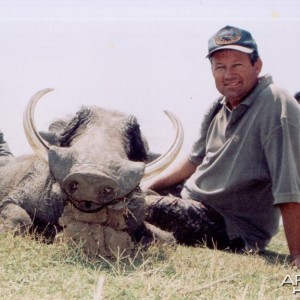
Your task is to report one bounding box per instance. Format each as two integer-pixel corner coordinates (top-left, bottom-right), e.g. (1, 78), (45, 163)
(62, 171), (120, 203)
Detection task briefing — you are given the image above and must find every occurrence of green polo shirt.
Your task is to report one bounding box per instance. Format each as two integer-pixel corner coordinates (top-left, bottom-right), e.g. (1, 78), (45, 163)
(182, 75), (300, 249)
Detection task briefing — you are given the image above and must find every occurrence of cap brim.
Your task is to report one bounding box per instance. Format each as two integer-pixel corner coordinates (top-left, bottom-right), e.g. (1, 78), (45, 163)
(207, 45), (254, 58)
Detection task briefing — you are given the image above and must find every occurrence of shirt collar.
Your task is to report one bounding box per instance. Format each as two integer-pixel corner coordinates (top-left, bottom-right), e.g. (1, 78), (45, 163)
(242, 74), (273, 107)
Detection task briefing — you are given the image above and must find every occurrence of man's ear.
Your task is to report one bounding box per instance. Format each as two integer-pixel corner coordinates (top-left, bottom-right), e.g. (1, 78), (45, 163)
(254, 58), (263, 75)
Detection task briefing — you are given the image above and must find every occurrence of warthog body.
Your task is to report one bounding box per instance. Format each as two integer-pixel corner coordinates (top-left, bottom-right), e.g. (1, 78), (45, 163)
(0, 89), (182, 257)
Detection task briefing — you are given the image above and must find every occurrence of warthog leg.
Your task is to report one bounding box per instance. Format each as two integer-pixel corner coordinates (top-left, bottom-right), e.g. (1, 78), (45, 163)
(144, 194), (245, 251)
(0, 203), (33, 235)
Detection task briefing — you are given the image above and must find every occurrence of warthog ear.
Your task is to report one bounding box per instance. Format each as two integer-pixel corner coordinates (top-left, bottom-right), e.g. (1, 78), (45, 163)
(123, 115), (147, 162)
(38, 118), (70, 146)
(41, 109), (92, 148)
(39, 131), (60, 146)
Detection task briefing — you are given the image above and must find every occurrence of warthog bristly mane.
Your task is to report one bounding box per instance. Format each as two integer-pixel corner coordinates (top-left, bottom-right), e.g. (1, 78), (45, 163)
(122, 115), (147, 162)
(58, 108), (93, 147)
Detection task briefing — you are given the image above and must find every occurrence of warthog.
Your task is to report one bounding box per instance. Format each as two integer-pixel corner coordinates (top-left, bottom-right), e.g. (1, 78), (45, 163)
(0, 88), (183, 257)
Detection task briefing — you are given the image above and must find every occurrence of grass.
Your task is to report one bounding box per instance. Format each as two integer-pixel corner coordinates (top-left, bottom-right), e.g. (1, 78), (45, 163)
(0, 227), (298, 300)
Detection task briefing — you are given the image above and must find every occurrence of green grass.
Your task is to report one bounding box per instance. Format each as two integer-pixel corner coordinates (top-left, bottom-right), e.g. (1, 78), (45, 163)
(0, 227), (298, 300)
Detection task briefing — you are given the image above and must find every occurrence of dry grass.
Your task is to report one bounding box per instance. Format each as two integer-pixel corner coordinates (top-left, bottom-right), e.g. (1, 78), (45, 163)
(0, 227), (298, 300)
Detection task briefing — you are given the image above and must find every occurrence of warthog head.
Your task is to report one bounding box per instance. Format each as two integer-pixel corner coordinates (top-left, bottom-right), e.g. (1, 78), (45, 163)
(23, 89), (183, 213)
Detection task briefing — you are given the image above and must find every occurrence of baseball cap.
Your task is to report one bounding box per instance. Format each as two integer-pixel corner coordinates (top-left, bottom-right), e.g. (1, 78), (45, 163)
(207, 25), (258, 58)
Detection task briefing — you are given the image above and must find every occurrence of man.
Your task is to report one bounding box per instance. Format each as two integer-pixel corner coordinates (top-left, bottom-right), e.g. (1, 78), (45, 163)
(143, 25), (300, 267)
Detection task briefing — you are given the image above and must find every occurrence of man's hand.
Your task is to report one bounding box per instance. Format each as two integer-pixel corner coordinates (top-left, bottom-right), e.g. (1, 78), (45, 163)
(280, 202), (300, 268)
(141, 156), (197, 192)
(291, 253), (300, 269)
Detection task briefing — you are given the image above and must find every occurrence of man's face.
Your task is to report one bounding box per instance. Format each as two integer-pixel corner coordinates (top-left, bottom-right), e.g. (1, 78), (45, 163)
(211, 50), (262, 108)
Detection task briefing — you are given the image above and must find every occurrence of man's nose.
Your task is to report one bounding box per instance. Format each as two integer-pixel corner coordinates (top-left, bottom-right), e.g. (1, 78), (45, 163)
(224, 67), (236, 78)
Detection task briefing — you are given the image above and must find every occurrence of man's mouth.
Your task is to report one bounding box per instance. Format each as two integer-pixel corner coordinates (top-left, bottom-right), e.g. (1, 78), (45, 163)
(225, 81), (241, 87)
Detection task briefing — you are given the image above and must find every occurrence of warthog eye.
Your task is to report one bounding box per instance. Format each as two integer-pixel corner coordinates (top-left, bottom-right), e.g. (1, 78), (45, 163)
(84, 201), (92, 209)
(103, 187), (113, 197)
(69, 181), (79, 193)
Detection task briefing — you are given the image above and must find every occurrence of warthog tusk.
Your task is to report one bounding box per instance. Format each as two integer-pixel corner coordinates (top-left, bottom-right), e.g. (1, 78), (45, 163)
(143, 110), (184, 181)
(24, 89), (184, 177)
(23, 88), (52, 161)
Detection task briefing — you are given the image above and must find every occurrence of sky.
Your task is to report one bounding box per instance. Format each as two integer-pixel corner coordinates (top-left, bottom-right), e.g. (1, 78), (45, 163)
(0, 0), (300, 162)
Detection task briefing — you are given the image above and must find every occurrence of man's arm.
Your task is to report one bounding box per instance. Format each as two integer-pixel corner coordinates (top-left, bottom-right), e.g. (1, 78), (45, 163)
(280, 202), (300, 268)
(142, 156), (197, 192)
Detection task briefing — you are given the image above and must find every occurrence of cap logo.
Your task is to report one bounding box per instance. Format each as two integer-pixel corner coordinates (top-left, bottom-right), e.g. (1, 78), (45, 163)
(214, 27), (241, 45)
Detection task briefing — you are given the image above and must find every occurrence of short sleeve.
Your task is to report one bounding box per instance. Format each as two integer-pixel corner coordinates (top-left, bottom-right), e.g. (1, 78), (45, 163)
(262, 91), (300, 205)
